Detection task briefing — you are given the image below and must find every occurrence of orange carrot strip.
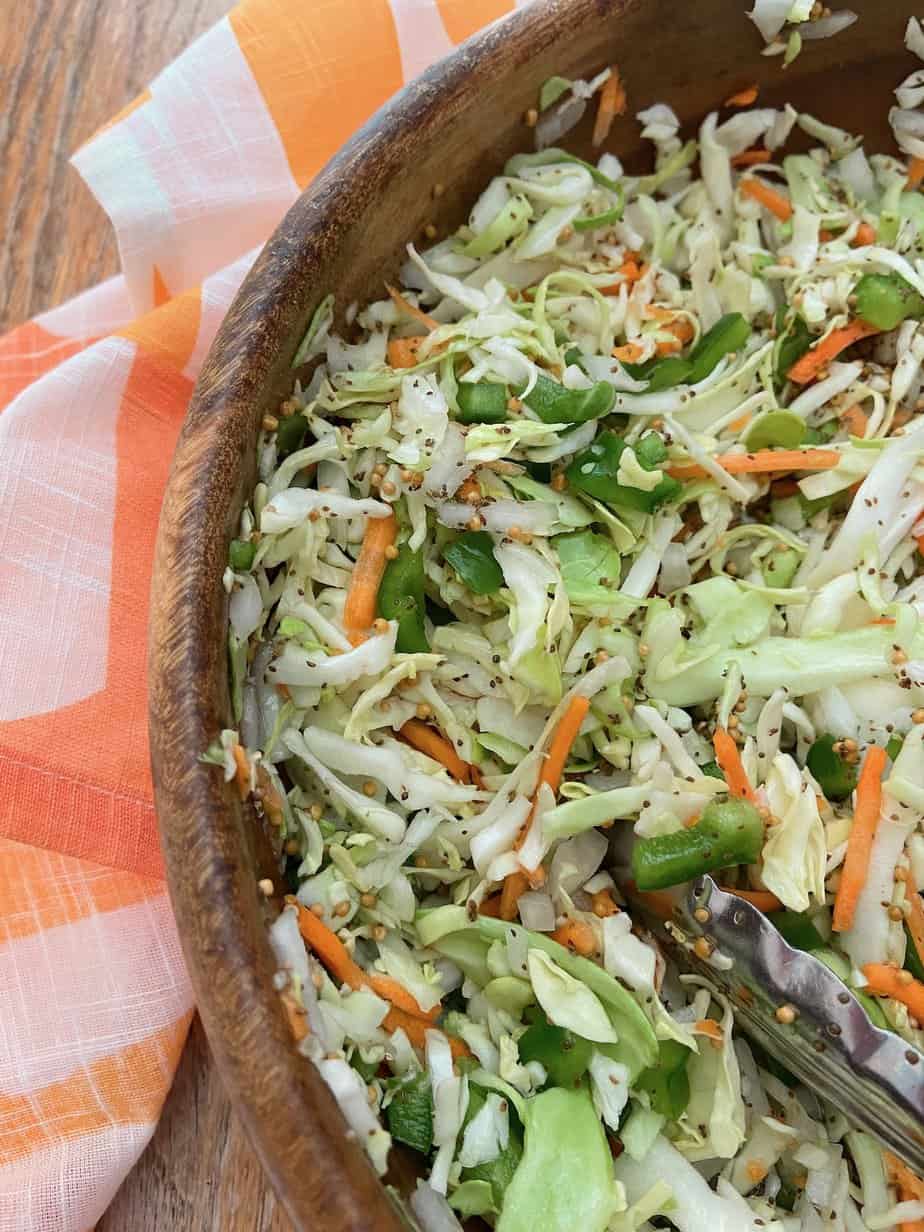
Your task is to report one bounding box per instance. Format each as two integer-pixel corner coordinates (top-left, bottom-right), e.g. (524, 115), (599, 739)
(499, 871), (530, 921)
(885, 1152), (924, 1201)
(281, 993), (310, 1042)
(602, 259), (644, 291)
(900, 870), (924, 977)
(387, 337), (424, 369)
(917, 535), (924, 557)
(713, 727), (757, 802)
(540, 695), (591, 796)
(612, 342), (646, 362)
(839, 403), (869, 438)
(297, 904), (442, 1024)
(501, 695), (592, 920)
(232, 744), (251, 800)
(725, 84), (759, 107)
(693, 1018), (724, 1042)
(367, 973), (440, 1023)
(342, 512), (397, 645)
(718, 887), (783, 912)
(832, 746), (888, 933)
(628, 885), (678, 920)
(386, 284), (438, 332)
(870, 617), (896, 626)
(740, 177), (793, 221)
(591, 888), (619, 918)
(550, 920), (597, 957)
(592, 67), (627, 147)
(853, 222), (876, 246)
(296, 903), (367, 990)
(667, 448), (841, 481)
(908, 157), (924, 190)
(731, 147), (772, 168)
(382, 1005), (470, 1059)
(399, 718), (473, 783)
(478, 893), (503, 918)
(788, 319), (880, 385)
(863, 962), (924, 1023)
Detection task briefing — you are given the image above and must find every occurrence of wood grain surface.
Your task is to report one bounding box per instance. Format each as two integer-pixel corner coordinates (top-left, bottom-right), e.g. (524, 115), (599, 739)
(2, 2), (290, 1228)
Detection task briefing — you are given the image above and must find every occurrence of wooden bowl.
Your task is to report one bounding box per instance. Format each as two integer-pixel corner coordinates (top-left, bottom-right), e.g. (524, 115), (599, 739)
(148, 1), (913, 1226)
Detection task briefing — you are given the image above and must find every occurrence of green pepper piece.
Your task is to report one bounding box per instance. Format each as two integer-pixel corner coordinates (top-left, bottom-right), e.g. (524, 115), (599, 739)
(701, 760), (725, 780)
(563, 345), (585, 369)
(573, 205), (624, 232)
(229, 538), (256, 571)
(886, 734), (904, 762)
(444, 530), (504, 595)
(385, 1071), (433, 1153)
(745, 410), (807, 451)
(761, 546), (800, 589)
(803, 418), (839, 445)
(631, 797), (764, 891)
(906, 925), (924, 982)
(521, 373), (616, 425)
(377, 544), (429, 652)
(623, 313), (749, 392)
(275, 411), (309, 458)
(518, 1015), (593, 1088)
(633, 431), (668, 469)
(636, 1040), (691, 1120)
(565, 432), (681, 513)
(853, 272), (924, 331)
(456, 380), (508, 423)
(774, 314), (813, 387)
(686, 313), (750, 383)
(806, 734), (857, 802)
(774, 910), (826, 952)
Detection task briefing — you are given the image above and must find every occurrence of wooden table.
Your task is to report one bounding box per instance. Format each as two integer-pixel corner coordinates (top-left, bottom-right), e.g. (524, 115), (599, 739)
(2, 3), (291, 1228)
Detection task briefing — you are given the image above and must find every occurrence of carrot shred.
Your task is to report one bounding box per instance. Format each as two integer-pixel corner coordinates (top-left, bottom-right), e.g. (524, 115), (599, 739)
(908, 156), (924, 190)
(382, 1005), (470, 1059)
(900, 869), (924, 977)
(592, 67), (627, 147)
(693, 1017), (724, 1042)
(367, 973), (440, 1022)
(386, 284), (438, 332)
(787, 319), (880, 385)
(342, 512), (397, 645)
(628, 884), (678, 920)
(917, 535), (924, 557)
(666, 448), (841, 482)
(839, 402), (869, 438)
(478, 893), (503, 918)
(713, 727), (757, 802)
(297, 903), (441, 1022)
(591, 888), (619, 918)
(717, 886), (783, 912)
(399, 718), (473, 783)
(540, 696), (591, 796)
(550, 919), (597, 957)
(832, 746), (887, 933)
(885, 1151), (924, 1201)
(853, 221), (876, 246)
(724, 84), (759, 107)
(500, 695), (591, 920)
(869, 616), (896, 626)
(387, 336), (424, 369)
(612, 342), (646, 362)
(602, 258), (644, 291)
(740, 177), (793, 222)
(231, 744), (251, 800)
(296, 903), (368, 990)
(863, 962), (924, 1024)
(731, 147), (772, 168)
(281, 992), (310, 1042)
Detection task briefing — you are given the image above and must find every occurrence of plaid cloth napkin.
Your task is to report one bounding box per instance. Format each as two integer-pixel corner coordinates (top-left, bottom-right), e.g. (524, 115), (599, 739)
(0, 0), (528, 1226)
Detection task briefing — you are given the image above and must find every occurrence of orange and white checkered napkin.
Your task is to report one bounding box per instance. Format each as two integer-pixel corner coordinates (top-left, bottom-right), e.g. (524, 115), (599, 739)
(0, 0), (527, 1226)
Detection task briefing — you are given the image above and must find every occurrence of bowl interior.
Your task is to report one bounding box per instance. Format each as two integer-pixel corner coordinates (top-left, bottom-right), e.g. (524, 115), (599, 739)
(148, 2), (917, 1227)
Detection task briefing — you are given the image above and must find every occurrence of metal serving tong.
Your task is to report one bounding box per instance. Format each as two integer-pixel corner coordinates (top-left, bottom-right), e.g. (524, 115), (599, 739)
(627, 876), (924, 1173)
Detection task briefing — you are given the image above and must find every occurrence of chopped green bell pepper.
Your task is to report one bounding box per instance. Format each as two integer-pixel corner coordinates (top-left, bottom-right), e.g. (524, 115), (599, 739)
(229, 538), (256, 571)
(521, 373), (616, 425)
(518, 1011), (593, 1089)
(377, 544), (429, 652)
(386, 1071), (433, 1153)
(631, 797), (764, 891)
(806, 734), (856, 802)
(853, 272), (924, 331)
(444, 530), (504, 595)
(565, 431), (681, 512)
(636, 1040), (691, 1120)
